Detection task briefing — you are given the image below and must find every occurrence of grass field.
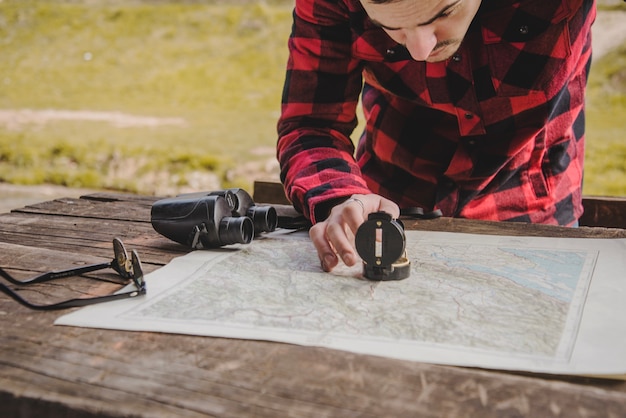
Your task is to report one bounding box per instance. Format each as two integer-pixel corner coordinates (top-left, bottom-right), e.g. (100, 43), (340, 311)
(585, 42), (626, 196)
(0, 0), (624, 197)
(0, 0), (293, 194)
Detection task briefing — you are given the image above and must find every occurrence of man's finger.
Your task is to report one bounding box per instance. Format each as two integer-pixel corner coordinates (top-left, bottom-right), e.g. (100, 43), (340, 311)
(325, 222), (358, 266)
(309, 222), (338, 271)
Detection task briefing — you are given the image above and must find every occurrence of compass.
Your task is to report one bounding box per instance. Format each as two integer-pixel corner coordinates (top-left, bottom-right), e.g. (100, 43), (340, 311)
(354, 211), (411, 281)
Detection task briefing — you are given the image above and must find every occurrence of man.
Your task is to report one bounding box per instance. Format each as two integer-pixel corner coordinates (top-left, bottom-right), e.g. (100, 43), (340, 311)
(277, 0), (596, 271)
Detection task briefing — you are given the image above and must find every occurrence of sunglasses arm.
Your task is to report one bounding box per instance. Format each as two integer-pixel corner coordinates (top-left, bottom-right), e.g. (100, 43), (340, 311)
(0, 263), (112, 285)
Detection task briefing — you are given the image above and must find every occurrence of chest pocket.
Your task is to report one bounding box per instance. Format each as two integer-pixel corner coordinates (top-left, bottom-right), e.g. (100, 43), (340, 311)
(352, 28), (433, 105)
(481, 0), (577, 97)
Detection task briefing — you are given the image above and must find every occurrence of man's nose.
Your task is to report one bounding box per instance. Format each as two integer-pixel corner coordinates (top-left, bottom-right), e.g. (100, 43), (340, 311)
(403, 27), (438, 61)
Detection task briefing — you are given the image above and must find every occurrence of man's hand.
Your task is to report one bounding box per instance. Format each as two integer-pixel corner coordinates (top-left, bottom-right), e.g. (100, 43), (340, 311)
(309, 194), (400, 272)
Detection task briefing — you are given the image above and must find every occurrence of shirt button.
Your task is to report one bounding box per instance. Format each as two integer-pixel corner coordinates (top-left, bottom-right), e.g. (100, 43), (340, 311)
(519, 25), (529, 35)
(467, 139), (477, 146)
(451, 54), (461, 62)
(386, 48), (396, 56)
(464, 112), (474, 119)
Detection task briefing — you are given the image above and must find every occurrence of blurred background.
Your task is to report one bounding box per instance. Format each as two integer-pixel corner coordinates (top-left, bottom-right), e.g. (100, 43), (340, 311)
(0, 0), (625, 212)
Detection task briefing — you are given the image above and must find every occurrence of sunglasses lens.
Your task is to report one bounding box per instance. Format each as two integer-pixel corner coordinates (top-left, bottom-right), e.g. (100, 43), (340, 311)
(112, 237), (133, 278)
(130, 250), (145, 291)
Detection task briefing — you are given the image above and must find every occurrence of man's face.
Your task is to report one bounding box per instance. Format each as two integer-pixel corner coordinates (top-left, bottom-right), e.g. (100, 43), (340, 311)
(360, 0), (482, 62)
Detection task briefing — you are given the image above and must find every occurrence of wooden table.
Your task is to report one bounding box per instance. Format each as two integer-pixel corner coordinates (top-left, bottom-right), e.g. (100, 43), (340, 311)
(1, 191), (625, 417)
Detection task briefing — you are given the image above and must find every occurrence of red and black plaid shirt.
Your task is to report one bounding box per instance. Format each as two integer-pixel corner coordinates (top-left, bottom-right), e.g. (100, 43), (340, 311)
(277, 0), (595, 225)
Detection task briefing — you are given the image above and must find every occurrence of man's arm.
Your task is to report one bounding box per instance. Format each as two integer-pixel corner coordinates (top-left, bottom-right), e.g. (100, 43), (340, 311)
(277, 0), (402, 271)
(277, 0), (371, 223)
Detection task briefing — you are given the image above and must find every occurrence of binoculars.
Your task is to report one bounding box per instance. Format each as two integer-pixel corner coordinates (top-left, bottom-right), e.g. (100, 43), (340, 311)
(151, 188), (277, 249)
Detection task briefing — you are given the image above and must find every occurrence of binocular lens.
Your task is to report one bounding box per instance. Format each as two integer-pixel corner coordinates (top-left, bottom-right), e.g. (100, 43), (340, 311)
(219, 216), (254, 246)
(247, 206), (278, 234)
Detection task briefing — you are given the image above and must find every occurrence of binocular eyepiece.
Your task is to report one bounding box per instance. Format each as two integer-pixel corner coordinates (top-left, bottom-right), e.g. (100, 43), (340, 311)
(205, 188), (278, 236)
(151, 188), (277, 249)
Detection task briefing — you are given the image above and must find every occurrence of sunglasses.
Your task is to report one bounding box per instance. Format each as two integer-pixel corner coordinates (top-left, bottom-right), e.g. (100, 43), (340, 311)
(0, 237), (146, 310)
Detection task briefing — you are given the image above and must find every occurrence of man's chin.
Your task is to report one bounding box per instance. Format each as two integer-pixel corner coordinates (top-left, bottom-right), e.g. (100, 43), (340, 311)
(424, 43), (460, 63)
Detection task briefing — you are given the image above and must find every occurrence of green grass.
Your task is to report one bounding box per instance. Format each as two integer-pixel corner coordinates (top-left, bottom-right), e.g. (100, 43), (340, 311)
(0, 0), (624, 197)
(585, 43), (626, 196)
(0, 0), (292, 193)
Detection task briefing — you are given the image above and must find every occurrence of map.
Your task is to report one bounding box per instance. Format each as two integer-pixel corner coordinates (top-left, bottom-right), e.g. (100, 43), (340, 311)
(57, 230), (626, 376)
(130, 231), (594, 362)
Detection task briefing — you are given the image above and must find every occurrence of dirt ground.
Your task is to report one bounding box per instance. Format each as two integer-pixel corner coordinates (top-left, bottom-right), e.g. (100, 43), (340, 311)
(1, 9), (625, 213)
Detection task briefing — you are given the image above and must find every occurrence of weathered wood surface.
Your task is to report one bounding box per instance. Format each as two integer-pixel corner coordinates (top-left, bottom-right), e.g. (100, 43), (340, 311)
(1, 193), (626, 417)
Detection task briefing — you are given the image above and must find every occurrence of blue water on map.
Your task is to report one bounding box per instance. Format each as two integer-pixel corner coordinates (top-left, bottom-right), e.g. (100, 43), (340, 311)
(433, 247), (591, 302)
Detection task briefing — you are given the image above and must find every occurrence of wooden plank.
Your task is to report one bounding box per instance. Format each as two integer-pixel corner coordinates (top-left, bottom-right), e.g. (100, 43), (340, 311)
(0, 241), (108, 268)
(253, 180), (290, 205)
(80, 192), (161, 204)
(0, 205), (187, 266)
(401, 216), (626, 238)
(1, 301), (625, 417)
(580, 196), (626, 229)
(12, 196), (155, 222)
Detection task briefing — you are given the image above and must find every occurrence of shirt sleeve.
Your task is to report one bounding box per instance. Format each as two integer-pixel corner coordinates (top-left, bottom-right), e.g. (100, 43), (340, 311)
(277, 0), (372, 223)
